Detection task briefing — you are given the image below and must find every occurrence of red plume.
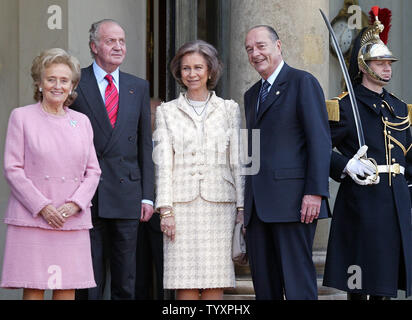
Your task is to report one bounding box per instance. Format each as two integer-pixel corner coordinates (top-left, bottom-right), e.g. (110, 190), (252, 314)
(371, 6), (380, 18)
(369, 7), (392, 44)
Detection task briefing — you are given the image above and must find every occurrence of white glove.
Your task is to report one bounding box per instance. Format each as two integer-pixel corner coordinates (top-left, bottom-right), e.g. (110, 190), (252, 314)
(345, 158), (376, 177)
(344, 145), (380, 185)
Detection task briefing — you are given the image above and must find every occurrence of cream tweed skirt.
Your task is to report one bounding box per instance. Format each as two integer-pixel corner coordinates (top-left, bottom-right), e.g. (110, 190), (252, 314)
(163, 197), (236, 289)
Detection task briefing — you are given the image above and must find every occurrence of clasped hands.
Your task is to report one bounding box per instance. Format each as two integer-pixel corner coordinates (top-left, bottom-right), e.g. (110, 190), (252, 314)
(40, 202), (80, 228)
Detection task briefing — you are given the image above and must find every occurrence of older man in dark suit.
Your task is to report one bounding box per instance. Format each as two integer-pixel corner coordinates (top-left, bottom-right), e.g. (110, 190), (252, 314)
(242, 25), (331, 300)
(72, 19), (154, 300)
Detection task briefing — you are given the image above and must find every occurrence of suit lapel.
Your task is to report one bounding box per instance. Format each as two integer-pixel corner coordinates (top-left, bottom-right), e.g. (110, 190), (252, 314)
(204, 92), (220, 121)
(255, 63), (290, 124)
(246, 82), (261, 129)
(176, 93), (198, 125)
(79, 65), (113, 138)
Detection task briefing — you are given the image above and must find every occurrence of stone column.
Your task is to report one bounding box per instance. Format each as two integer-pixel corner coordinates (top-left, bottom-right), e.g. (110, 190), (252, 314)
(229, 0), (330, 251)
(0, 1), (20, 300)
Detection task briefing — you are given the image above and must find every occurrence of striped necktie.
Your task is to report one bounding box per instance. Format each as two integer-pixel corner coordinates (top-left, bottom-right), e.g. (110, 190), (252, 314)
(257, 80), (270, 114)
(104, 74), (119, 128)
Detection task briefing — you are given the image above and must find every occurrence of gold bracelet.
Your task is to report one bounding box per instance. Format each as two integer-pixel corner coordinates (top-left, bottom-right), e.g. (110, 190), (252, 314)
(160, 212), (174, 220)
(160, 210), (172, 216)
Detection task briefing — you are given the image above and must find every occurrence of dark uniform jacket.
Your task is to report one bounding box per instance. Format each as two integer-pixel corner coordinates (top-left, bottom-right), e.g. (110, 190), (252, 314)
(323, 84), (412, 297)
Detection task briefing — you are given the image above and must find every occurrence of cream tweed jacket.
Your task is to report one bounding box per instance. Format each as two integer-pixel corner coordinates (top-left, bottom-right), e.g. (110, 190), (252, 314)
(153, 92), (244, 209)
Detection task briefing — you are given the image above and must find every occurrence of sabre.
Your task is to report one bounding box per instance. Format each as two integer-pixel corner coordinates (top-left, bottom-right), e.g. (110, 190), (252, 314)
(319, 9), (366, 151)
(320, 9), (380, 184)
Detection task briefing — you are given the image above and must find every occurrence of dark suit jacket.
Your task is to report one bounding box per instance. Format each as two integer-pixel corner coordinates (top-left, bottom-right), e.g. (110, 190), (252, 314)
(244, 63), (331, 226)
(71, 65), (154, 219)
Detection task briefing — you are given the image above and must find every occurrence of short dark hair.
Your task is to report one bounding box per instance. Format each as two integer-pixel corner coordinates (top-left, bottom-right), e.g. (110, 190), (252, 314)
(170, 40), (223, 90)
(249, 25), (280, 43)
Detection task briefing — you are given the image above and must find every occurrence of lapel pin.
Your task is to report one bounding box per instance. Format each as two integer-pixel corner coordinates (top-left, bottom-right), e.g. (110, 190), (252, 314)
(276, 91), (280, 95)
(129, 89), (135, 94)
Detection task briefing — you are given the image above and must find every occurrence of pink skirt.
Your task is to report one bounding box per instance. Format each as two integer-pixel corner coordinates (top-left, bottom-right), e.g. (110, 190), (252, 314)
(1, 225), (96, 290)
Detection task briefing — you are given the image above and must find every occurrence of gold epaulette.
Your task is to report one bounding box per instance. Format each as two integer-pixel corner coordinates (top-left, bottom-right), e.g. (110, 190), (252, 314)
(325, 92), (347, 122)
(326, 100), (340, 121)
(337, 92), (349, 100)
(408, 104), (412, 125)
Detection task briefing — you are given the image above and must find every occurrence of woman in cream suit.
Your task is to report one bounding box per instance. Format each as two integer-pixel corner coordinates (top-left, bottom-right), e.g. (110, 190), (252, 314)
(153, 40), (244, 300)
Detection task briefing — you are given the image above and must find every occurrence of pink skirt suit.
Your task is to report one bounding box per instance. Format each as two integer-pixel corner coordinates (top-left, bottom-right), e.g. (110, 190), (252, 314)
(1, 103), (101, 290)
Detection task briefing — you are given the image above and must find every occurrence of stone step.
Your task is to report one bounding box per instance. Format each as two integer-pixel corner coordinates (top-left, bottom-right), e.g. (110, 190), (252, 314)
(318, 293), (347, 300)
(225, 250), (347, 300)
(225, 275), (255, 295)
(224, 278), (345, 297)
(313, 250), (327, 276)
(317, 278), (345, 296)
(234, 251), (327, 276)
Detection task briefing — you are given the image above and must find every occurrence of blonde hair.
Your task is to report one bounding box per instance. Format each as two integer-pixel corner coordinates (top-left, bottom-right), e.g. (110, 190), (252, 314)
(31, 48), (81, 106)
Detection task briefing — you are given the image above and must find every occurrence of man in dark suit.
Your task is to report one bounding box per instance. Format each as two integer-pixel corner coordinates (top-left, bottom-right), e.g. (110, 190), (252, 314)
(72, 19), (154, 300)
(242, 25), (331, 300)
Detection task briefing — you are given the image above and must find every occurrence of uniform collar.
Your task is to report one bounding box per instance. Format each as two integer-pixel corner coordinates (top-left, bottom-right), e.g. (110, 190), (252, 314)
(354, 85), (385, 114)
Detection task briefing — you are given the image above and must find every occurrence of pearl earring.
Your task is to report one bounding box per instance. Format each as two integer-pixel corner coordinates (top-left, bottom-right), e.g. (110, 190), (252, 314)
(39, 88), (43, 92)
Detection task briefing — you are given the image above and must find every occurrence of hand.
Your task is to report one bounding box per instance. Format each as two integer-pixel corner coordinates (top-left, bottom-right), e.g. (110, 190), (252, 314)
(236, 209), (246, 236)
(160, 208), (176, 242)
(344, 146), (379, 185)
(57, 202), (80, 219)
(300, 195), (322, 224)
(140, 203), (154, 222)
(345, 157), (376, 177)
(40, 204), (66, 229)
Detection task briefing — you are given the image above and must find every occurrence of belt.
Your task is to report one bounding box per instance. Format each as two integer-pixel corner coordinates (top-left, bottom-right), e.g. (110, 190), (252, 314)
(377, 164), (405, 175)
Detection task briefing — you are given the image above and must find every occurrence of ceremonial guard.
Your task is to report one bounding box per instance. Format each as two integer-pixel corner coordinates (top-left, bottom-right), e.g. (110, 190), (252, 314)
(323, 6), (412, 300)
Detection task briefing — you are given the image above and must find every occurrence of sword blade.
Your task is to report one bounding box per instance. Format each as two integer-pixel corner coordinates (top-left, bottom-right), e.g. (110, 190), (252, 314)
(319, 9), (366, 149)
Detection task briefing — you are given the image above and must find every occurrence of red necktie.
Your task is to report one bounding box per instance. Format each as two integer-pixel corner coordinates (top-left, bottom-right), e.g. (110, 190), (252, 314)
(104, 74), (119, 128)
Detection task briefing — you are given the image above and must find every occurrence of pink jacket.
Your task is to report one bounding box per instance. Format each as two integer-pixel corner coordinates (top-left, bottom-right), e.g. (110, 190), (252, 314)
(3, 102), (101, 230)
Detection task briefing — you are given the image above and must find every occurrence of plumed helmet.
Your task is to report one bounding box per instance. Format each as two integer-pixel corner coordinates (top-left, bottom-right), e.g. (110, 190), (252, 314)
(358, 6), (397, 83)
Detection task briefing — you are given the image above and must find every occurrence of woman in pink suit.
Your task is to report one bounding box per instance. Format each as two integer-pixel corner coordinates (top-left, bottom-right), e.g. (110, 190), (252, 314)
(0, 48), (101, 300)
